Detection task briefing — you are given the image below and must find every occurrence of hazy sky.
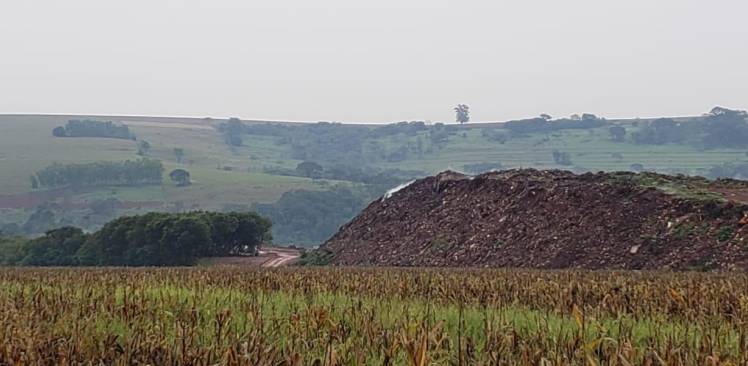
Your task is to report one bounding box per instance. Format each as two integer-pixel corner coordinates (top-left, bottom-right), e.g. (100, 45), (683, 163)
(1, 0), (747, 123)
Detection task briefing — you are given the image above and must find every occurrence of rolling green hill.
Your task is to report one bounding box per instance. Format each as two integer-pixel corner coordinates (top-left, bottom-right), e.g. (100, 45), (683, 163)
(1, 108), (747, 245)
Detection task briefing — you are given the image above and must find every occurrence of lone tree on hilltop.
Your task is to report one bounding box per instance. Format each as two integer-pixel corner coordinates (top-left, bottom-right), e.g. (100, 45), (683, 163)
(454, 104), (470, 124)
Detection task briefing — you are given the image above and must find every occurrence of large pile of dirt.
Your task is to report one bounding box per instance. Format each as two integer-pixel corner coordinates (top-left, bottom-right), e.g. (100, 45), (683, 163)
(320, 169), (748, 270)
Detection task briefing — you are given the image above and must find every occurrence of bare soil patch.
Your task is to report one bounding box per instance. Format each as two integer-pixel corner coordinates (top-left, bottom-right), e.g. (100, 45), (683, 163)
(322, 169), (748, 270)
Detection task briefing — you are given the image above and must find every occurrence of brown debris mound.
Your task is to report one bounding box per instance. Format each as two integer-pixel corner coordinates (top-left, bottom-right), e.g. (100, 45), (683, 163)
(321, 169), (748, 270)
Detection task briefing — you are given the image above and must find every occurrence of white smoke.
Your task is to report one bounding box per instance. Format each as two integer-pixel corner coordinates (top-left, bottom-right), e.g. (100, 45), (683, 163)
(381, 180), (415, 201)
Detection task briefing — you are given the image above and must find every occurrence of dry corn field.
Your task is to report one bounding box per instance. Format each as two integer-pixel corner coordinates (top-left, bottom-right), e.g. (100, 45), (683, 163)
(1, 268), (748, 365)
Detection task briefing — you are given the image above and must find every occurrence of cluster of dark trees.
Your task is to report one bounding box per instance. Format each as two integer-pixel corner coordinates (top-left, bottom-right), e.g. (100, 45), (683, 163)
(0, 236), (27, 266)
(631, 107), (748, 148)
(255, 187), (367, 245)
(285, 123), (372, 164)
(368, 121), (429, 138)
(702, 107), (748, 148)
(32, 159), (163, 189)
(0, 212), (271, 266)
(221, 120), (460, 165)
(220, 119), (372, 163)
(502, 114), (606, 134)
(52, 119), (136, 140)
(169, 168), (191, 186)
(631, 118), (695, 145)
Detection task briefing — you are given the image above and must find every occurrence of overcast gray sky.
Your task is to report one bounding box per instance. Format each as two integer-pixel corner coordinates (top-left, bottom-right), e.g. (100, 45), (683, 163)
(1, 0), (747, 123)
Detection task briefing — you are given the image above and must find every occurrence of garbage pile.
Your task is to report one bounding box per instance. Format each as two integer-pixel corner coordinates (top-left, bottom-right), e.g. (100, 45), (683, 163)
(321, 169), (748, 270)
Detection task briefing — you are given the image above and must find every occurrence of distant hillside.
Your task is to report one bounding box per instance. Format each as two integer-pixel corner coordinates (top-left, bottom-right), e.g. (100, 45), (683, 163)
(1, 107), (747, 245)
(321, 169), (748, 270)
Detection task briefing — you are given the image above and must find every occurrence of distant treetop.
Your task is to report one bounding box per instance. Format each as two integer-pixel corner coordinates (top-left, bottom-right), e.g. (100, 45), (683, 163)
(454, 104), (470, 124)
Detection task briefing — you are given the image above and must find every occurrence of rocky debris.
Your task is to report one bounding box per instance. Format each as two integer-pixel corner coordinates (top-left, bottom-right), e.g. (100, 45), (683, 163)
(321, 169), (748, 270)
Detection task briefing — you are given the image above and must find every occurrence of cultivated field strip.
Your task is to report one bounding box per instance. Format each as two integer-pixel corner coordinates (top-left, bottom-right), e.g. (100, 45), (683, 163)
(0, 267), (747, 365)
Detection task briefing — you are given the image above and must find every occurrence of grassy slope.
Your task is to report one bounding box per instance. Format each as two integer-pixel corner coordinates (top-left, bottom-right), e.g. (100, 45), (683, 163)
(2, 113), (748, 239)
(376, 123), (748, 175)
(0, 115), (332, 204)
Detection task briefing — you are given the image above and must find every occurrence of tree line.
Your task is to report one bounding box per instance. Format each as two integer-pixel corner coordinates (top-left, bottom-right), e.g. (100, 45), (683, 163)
(32, 159), (163, 189)
(255, 187), (371, 245)
(0, 211), (271, 266)
(502, 114), (606, 134)
(619, 107), (748, 148)
(221, 119), (464, 166)
(52, 119), (136, 140)
(217, 108), (748, 163)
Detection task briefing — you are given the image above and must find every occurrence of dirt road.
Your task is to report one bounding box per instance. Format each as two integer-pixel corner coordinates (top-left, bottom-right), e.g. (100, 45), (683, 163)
(200, 246), (302, 267)
(259, 247), (301, 267)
